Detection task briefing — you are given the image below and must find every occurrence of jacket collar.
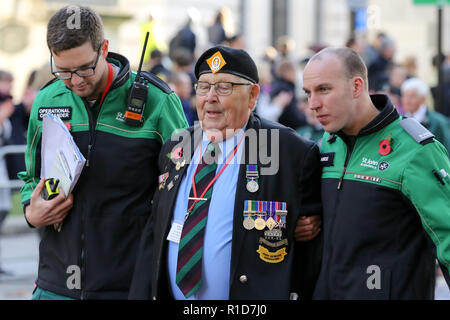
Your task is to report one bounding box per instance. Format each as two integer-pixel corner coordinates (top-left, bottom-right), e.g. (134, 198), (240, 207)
(334, 94), (399, 142)
(358, 94), (399, 136)
(106, 52), (131, 90)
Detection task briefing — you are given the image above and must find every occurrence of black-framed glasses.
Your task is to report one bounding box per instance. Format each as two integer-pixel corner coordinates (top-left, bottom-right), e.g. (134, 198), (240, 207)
(194, 81), (252, 96)
(50, 47), (101, 80)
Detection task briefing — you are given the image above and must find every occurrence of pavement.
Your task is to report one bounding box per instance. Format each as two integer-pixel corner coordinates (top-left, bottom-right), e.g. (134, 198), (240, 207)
(1, 215), (32, 236)
(0, 216), (39, 300)
(1, 215), (450, 300)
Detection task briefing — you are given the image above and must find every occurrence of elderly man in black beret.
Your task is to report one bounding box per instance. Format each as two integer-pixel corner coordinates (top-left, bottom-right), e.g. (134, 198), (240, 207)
(129, 46), (323, 300)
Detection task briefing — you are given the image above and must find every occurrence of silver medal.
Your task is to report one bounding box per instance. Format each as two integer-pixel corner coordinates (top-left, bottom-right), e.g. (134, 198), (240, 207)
(246, 179), (259, 193)
(243, 216), (255, 230)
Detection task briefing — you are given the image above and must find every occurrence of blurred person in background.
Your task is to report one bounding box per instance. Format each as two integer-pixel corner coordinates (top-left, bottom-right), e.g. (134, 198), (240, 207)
(368, 35), (395, 92)
(364, 32), (386, 68)
(401, 77), (450, 154)
(270, 59), (306, 129)
(403, 56), (418, 78)
(207, 9), (227, 45)
(254, 62), (291, 122)
(140, 13), (165, 65)
(171, 47), (196, 96)
(7, 70), (38, 179)
(148, 49), (171, 82)
(262, 45), (278, 79)
(256, 91), (292, 123)
(431, 53), (450, 117)
(276, 36), (296, 59)
(345, 35), (365, 57)
(0, 70), (14, 276)
(6, 63), (53, 180)
(271, 36), (296, 77)
(169, 71), (198, 126)
(386, 63), (409, 111)
(444, 56), (450, 116)
(168, 17), (196, 61)
(225, 34), (246, 50)
(296, 93), (324, 146)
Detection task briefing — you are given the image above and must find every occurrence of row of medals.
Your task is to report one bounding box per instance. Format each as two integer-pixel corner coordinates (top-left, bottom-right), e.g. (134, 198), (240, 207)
(244, 175), (285, 232)
(243, 212), (286, 231)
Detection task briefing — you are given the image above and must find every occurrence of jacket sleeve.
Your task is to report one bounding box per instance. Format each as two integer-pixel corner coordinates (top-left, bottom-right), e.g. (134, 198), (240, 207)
(293, 141), (323, 300)
(128, 207), (155, 300)
(296, 142), (323, 218)
(402, 141), (450, 287)
(17, 96), (43, 209)
(128, 140), (173, 299)
(157, 92), (189, 143)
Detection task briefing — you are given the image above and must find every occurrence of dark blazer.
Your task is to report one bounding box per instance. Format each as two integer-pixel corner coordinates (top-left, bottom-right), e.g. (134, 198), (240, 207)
(129, 113), (322, 300)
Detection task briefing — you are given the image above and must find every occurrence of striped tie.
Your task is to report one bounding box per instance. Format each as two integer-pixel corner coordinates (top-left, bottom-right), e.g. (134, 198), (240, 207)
(176, 142), (219, 298)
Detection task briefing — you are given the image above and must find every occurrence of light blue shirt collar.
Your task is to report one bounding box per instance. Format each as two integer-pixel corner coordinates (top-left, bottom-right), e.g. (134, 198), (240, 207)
(200, 122), (248, 164)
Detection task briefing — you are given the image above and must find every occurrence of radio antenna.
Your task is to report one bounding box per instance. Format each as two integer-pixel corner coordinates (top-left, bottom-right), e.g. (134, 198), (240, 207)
(136, 32), (149, 81)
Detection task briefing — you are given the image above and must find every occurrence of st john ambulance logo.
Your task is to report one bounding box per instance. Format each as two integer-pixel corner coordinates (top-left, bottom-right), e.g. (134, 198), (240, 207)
(116, 112), (125, 122)
(378, 161), (389, 171)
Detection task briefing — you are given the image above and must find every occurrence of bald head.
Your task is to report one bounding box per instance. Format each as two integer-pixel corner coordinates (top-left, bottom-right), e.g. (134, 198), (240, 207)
(308, 47), (369, 91)
(302, 47), (378, 135)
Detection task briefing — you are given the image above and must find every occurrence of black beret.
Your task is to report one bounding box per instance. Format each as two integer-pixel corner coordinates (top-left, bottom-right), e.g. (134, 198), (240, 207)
(194, 45), (259, 84)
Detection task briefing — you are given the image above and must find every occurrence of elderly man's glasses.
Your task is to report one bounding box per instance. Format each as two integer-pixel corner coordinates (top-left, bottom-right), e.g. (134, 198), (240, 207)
(194, 81), (252, 96)
(50, 47), (101, 80)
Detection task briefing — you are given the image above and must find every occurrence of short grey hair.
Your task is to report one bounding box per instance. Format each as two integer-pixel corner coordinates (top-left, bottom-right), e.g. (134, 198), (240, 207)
(401, 78), (430, 97)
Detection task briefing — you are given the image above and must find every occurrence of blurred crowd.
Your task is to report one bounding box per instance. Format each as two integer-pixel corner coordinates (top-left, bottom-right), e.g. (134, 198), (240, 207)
(143, 9), (450, 152)
(1, 9), (450, 264)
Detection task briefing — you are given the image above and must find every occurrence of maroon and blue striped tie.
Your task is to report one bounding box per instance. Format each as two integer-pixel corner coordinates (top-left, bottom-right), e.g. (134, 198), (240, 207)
(176, 142), (219, 298)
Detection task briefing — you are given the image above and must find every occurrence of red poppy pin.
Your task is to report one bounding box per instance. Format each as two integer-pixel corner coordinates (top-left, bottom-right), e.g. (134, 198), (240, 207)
(167, 147), (183, 160)
(379, 133), (393, 156)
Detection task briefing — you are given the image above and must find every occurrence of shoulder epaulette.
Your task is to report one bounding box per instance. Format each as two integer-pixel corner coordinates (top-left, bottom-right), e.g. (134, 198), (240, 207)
(139, 71), (173, 94)
(400, 117), (435, 145)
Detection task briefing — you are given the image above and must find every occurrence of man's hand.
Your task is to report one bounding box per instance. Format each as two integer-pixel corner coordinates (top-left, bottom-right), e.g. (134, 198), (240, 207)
(295, 215), (321, 242)
(25, 179), (74, 228)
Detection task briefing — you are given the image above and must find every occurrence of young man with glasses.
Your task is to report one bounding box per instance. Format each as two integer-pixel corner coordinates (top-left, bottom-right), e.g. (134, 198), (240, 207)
(129, 46), (323, 300)
(19, 6), (187, 299)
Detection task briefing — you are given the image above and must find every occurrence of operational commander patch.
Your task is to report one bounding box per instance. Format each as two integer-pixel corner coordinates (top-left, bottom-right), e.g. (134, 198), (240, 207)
(38, 107), (72, 121)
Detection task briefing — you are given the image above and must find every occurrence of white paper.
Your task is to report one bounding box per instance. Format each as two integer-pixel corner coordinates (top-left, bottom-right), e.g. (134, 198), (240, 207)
(167, 221), (183, 244)
(41, 113), (85, 197)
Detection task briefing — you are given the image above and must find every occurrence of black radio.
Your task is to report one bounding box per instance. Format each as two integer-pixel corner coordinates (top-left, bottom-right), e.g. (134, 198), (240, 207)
(124, 32), (150, 127)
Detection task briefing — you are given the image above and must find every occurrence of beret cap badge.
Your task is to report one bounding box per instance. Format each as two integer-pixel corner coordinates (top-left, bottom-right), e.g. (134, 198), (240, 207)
(206, 51), (227, 73)
(195, 45), (259, 84)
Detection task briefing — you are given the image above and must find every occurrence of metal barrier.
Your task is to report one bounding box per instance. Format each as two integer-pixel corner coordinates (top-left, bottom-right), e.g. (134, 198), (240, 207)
(0, 144), (27, 189)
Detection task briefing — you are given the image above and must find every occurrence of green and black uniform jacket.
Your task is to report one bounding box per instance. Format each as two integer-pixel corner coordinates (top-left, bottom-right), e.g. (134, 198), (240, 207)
(18, 52), (188, 299)
(314, 94), (450, 299)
